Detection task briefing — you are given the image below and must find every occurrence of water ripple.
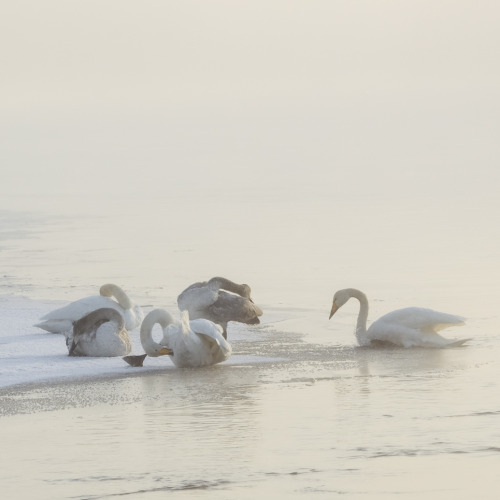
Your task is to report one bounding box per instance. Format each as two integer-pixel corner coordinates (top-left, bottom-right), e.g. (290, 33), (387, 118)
(76, 479), (232, 499)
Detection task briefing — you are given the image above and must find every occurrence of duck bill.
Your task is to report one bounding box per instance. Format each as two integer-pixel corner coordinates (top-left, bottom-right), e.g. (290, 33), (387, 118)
(159, 347), (173, 356)
(329, 303), (339, 319)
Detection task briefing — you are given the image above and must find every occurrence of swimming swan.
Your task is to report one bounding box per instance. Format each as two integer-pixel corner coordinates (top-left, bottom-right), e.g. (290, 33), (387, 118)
(177, 277), (263, 338)
(124, 308), (231, 368)
(35, 284), (144, 334)
(66, 308), (132, 357)
(329, 288), (469, 348)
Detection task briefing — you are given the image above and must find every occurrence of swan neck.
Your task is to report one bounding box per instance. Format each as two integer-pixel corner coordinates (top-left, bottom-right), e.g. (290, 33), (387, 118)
(74, 308), (124, 333)
(140, 309), (175, 356)
(348, 289), (369, 340)
(100, 284), (132, 310)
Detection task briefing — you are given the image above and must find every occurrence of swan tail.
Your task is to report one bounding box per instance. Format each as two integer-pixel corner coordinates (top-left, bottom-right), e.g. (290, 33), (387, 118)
(444, 338), (471, 347)
(34, 320), (72, 334)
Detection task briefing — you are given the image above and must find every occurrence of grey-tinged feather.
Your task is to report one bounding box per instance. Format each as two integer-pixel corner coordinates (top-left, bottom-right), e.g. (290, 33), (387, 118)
(177, 277), (263, 339)
(68, 308), (127, 357)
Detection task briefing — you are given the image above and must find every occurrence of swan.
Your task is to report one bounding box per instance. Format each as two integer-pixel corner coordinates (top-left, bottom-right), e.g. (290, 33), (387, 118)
(329, 288), (469, 348)
(123, 308), (231, 368)
(35, 284), (144, 334)
(177, 277), (263, 338)
(65, 308), (132, 357)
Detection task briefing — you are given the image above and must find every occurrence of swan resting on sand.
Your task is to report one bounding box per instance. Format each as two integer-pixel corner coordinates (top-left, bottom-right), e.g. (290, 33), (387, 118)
(329, 288), (469, 348)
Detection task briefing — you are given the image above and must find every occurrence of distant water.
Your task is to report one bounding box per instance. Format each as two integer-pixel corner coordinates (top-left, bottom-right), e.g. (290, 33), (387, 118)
(1, 191), (500, 499)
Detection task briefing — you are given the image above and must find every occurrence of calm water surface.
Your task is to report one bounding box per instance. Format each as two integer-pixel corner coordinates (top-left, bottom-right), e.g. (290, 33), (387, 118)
(1, 193), (499, 499)
(3, 2), (500, 497)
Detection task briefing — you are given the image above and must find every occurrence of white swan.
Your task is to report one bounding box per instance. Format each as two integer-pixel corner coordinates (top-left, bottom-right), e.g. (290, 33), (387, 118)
(177, 277), (263, 338)
(65, 308), (132, 357)
(35, 284), (144, 334)
(329, 288), (469, 348)
(124, 308), (232, 368)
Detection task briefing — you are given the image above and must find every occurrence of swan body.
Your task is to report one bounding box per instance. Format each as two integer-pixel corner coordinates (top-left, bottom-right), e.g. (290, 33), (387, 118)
(139, 308), (232, 368)
(329, 288), (468, 348)
(177, 277), (263, 338)
(35, 284), (144, 334)
(65, 308), (132, 357)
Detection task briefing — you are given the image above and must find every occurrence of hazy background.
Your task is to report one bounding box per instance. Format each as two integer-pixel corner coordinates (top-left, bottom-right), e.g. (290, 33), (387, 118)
(1, 1), (499, 313)
(1, 0), (499, 199)
(1, 5), (500, 497)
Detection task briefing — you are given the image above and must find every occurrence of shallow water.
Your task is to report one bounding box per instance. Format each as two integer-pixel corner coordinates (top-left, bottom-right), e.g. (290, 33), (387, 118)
(3, 1), (500, 496)
(1, 320), (499, 499)
(0, 183), (500, 499)
(0, 189), (500, 499)
(1, 171), (500, 500)
(1, 192), (500, 497)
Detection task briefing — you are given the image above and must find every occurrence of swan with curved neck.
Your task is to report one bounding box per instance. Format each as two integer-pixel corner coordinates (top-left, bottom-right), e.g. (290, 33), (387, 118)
(329, 288), (468, 348)
(124, 308), (231, 368)
(66, 307), (132, 357)
(35, 283), (144, 334)
(177, 276), (263, 339)
(139, 309), (177, 357)
(99, 283), (133, 310)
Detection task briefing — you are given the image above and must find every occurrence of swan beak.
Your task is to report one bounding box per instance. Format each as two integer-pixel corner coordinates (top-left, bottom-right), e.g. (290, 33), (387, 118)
(329, 302), (339, 319)
(159, 347), (173, 356)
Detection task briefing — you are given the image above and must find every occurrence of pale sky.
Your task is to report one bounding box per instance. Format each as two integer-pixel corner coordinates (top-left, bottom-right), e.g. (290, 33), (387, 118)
(1, 1), (499, 198)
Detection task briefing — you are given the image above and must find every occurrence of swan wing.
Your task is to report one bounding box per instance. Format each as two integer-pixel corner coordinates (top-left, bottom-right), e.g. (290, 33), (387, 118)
(373, 307), (465, 332)
(367, 307), (467, 347)
(67, 308), (131, 357)
(68, 322), (131, 357)
(367, 322), (468, 348)
(209, 292), (263, 325)
(67, 323), (101, 356)
(189, 318), (232, 363)
(35, 296), (120, 333)
(177, 282), (218, 311)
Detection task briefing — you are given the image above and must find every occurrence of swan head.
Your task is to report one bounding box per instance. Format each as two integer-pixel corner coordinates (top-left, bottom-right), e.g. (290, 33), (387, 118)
(241, 284), (252, 299)
(329, 289), (352, 319)
(148, 345), (174, 357)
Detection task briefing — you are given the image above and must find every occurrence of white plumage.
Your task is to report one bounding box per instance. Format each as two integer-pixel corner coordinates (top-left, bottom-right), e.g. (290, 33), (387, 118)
(137, 308), (232, 368)
(65, 308), (132, 357)
(34, 284), (144, 334)
(329, 288), (468, 348)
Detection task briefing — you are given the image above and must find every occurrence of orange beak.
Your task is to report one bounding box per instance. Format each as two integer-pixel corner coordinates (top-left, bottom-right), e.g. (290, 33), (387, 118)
(329, 302), (339, 319)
